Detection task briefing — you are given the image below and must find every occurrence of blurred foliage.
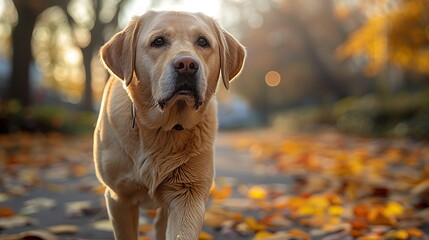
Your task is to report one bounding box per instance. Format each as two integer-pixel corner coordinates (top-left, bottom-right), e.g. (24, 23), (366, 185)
(336, 0), (429, 76)
(273, 90), (429, 139)
(0, 101), (96, 134)
(334, 90), (429, 138)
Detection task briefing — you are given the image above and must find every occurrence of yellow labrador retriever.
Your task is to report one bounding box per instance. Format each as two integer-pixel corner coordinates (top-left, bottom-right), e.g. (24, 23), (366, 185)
(93, 11), (245, 240)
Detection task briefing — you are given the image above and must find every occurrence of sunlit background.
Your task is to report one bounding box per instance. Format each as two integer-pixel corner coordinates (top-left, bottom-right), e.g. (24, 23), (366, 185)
(0, 0), (428, 138)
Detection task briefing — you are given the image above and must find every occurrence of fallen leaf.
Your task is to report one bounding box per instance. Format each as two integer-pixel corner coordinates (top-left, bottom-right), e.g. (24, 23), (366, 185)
(262, 214), (292, 227)
(71, 164), (88, 177)
(287, 228), (310, 239)
(328, 205), (344, 216)
(405, 227), (424, 238)
(0, 215), (36, 229)
(92, 219), (113, 232)
(0, 193), (9, 203)
(368, 205), (396, 226)
(47, 225), (79, 234)
(247, 186), (268, 200)
(21, 197), (57, 214)
(198, 231), (213, 240)
(65, 200), (98, 217)
(138, 223), (153, 234)
(0, 206), (15, 217)
(383, 201), (404, 217)
(245, 216), (265, 231)
(18, 230), (58, 240)
(253, 230), (274, 239)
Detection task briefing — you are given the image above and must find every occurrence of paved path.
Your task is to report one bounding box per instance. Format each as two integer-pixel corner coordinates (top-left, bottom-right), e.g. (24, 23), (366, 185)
(0, 132), (292, 240)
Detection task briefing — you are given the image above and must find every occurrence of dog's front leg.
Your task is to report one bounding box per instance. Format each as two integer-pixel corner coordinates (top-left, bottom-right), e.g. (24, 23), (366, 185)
(165, 188), (207, 240)
(154, 207), (169, 240)
(105, 189), (139, 240)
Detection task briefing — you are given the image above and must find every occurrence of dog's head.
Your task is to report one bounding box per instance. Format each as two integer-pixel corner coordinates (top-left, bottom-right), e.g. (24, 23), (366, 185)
(100, 11), (245, 112)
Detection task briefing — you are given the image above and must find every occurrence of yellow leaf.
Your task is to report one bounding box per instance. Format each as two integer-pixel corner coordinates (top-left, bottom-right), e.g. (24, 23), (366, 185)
(253, 231), (274, 239)
(198, 231), (213, 240)
(247, 186), (268, 200)
(394, 230), (409, 240)
(383, 201), (404, 217)
(328, 205), (344, 216)
(245, 217), (265, 231)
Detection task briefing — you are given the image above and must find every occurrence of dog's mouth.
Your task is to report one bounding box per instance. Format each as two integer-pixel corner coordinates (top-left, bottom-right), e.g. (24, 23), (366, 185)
(157, 85), (202, 111)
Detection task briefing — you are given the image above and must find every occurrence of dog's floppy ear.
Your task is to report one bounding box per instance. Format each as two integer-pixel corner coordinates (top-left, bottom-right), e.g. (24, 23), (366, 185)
(100, 16), (142, 86)
(214, 21), (246, 90)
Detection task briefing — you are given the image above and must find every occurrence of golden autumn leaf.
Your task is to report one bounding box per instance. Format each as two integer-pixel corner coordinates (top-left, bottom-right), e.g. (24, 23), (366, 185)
(253, 230), (274, 239)
(138, 224), (153, 234)
(405, 227), (424, 238)
(328, 205), (344, 216)
(383, 201), (404, 217)
(287, 228), (310, 239)
(368, 205), (397, 226)
(247, 186), (268, 200)
(210, 184), (232, 201)
(244, 217), (265, 231)
(198, 231), (213, 240)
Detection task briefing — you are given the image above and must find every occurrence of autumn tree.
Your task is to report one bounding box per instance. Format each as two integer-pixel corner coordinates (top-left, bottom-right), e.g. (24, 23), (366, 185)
(336, 0), (429, 80)
(5, 0), (130, 110)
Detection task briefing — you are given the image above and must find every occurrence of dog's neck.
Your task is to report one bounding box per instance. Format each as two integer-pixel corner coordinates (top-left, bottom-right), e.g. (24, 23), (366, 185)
(131, 102), (188, 131)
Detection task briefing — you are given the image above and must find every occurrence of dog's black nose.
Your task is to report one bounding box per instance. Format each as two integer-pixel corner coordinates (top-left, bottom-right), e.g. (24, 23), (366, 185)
(173, 56), (199, 75)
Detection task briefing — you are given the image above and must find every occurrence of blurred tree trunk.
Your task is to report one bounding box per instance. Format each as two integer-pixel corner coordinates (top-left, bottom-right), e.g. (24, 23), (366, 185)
(282, 1), (349, 99)
(8, 2), (39, 106)
(79, 0), (127, 111)
(80, 0), (103, 111)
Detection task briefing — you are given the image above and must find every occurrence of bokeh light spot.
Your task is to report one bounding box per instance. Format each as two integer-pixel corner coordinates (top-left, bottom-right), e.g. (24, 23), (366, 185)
(265, 71), (281, 87)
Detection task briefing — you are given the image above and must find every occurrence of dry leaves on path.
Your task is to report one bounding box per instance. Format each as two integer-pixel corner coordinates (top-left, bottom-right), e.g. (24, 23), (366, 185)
(207, 130), (429, 239)
(1, 131), (428, 240)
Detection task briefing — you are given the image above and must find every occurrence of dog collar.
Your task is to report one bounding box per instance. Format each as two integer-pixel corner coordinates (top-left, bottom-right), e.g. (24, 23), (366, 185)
(131, 103), (136, 128)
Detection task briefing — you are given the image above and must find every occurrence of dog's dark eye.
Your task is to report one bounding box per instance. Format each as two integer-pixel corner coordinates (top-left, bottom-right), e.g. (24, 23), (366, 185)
(151, 37), (166, 47)
(197, 37), (209, 47)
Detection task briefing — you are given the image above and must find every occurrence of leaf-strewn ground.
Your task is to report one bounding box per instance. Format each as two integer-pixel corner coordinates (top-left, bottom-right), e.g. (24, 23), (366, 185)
(0, 130), (428, 240)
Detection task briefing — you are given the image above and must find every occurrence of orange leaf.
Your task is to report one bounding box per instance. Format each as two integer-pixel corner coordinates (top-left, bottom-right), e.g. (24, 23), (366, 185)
(245, 217), (265, 231)
(353, 204), (369, 218)
(288, 228), (310, 239)
(253, 230), (274, 239)
(145, 210), (157, 218)
(210, 185), (232, 200)
(0, 206), (15, 217)
(350, 218), (369, 230)
(406, 228), (424, 238)
(368, 205), (396, 226)
(138, 224), (153, 234)
(198, 231), (213, 240)
(72, 165), (88, 177)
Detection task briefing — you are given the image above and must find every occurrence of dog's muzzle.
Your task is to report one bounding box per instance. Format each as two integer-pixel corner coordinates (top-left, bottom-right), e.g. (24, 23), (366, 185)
(158, 56), (203, 110)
